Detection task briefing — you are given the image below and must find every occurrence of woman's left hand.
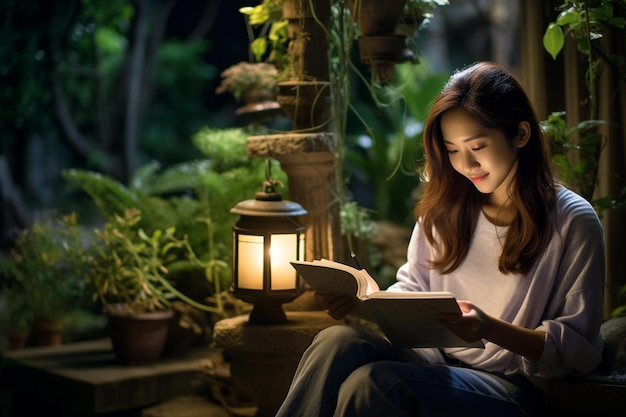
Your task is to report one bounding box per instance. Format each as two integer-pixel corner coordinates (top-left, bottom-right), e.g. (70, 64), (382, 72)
(440, 300), (491, 343)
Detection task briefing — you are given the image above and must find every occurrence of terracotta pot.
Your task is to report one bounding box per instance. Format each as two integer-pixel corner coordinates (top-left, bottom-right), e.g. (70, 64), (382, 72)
(7, 329), (28, 350)
(357, 34), (412, 83)
(28, 319), (63, 347)
(236, 88), (281, 116)
(347, 0), (407, 35)
(106, 309), (174, 364)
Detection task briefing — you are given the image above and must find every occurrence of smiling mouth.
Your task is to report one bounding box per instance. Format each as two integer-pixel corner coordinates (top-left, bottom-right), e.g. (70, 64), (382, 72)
(469, 174), (488, 183)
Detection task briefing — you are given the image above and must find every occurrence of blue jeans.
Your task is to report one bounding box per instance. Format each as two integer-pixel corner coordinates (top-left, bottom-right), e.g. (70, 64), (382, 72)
(276, 325), (545, 417)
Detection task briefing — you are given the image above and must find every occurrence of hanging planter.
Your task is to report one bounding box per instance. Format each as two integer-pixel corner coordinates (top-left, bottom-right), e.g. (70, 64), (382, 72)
(357, 34), (413, 83)
(347, 0), (407, 35)
(347, 0), (412, 83)
(216, 61), (281, 118)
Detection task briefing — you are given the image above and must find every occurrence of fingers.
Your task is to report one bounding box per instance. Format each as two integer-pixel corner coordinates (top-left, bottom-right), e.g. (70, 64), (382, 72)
(314, 292), (356, 320)
(456, 300), (473, 313)
(440, 312), (462, 324)
(314, 291), (334, 308)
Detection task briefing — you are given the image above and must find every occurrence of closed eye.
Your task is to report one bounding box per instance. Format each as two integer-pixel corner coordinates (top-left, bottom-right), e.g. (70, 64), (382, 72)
(472, 145), (486, 151)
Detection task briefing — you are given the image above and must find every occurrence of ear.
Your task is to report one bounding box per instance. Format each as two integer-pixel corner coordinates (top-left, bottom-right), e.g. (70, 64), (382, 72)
(516, 121), (531, 148)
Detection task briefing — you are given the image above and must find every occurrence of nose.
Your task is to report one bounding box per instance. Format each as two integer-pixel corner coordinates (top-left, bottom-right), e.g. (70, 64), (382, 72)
(461, 151), (480, 172)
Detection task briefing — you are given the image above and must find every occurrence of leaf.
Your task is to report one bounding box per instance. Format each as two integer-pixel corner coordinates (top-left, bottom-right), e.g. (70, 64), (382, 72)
(556, 7), (579, 26)
(592, 1), (613, 21)
(612, 305), (626, 318)
(543, 23), (565, 60)
(250, 38), (268, 62)
(592, 197), (613, 210)
(609, 17), (626, 28)
(138, 229), (149, 242)
(576, 36), (591, 55)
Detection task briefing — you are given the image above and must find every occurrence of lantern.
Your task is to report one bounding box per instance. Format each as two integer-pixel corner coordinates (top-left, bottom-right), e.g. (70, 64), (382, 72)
(230, 178), (307, 325)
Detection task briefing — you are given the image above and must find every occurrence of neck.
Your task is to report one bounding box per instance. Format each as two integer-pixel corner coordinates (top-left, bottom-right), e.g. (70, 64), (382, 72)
(482, 199), (515, 226)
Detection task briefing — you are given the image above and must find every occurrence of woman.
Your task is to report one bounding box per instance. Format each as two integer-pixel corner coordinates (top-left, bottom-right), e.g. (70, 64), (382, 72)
(275, 62), (605, 417)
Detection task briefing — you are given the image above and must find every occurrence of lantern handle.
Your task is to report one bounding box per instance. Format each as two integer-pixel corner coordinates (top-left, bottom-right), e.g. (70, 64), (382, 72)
(264, 158), (283, 194)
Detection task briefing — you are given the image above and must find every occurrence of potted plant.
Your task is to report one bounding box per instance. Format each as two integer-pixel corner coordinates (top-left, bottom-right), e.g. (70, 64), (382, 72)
(62, 130), (287, 359)
(83, 208), (212, 363)
(0, 212), (87, 347)
(346, 0), (411, 83)
(0, 285), (31, 349)
(215, 61), (280, 115)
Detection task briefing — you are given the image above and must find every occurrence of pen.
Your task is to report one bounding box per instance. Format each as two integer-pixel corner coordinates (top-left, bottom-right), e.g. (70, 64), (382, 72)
(350, 251), (363, 270)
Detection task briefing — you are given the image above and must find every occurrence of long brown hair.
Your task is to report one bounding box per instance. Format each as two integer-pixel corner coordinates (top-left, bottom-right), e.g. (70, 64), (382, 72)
(416, 62), (557, 275)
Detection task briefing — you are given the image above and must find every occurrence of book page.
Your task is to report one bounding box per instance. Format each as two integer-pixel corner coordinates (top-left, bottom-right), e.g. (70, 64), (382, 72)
(357, 269), (380, 296)
(368, 291), (454, 300)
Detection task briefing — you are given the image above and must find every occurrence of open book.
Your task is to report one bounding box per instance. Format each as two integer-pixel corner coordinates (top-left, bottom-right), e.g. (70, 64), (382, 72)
(290, 259), (484, 349)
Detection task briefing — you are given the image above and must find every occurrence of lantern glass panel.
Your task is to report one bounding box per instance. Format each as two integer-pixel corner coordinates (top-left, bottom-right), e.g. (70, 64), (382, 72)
(270, 233), (299, 290)
(237, 233), (264, 290)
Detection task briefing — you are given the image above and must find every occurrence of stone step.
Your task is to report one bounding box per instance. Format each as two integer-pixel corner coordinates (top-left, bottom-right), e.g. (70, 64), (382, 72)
(142, 395), (230, 417)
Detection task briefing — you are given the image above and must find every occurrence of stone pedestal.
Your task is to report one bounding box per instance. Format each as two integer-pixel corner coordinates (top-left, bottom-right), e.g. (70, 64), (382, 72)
(212, 311), (340, 417)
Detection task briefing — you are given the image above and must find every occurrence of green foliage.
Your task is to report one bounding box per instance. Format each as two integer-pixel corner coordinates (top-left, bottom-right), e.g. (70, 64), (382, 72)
(541, 111), (607, 203)
(84, 208), (227, 315)
(0, 1), (80, 152)
(614, 284), (626, 317)
(340, 201), (378, 239)
(63, 169), (141, 218)
(403, 0), (450, 21)
(63, 127), (287, 307)
(142, 39), (218, 166)
(344, 63), (448, 226)
(2, 0), (219, 201)
(542, 111), (626, 215)
(543, 0), (625, 60)
(544, 22), (566, 60)
(62, 163), (229, 290)
(239, 0), (289, 68)
(0, 213), (87, 323)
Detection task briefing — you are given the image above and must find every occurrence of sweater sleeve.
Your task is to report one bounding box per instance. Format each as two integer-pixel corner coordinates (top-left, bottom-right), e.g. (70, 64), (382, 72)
(524, 193), (605, 378)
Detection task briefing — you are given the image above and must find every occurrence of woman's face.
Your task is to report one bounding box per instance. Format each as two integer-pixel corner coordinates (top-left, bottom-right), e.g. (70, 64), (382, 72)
(440, 109), (528, 206)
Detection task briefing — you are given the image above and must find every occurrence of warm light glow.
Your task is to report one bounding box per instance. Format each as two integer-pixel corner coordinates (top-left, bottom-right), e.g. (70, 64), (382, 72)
(237, 234), (264, 290)
(270, 233), (298, 290)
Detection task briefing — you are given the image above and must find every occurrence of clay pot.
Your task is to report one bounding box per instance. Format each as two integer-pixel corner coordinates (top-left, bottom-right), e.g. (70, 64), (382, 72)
(357, 34), (413, 83)
(347, 0), (407, 35)
(28, 319), (63, 347)
(106, 308), (174, 364)
(7, 329), (28, 350)
(236, 88), (280, 116)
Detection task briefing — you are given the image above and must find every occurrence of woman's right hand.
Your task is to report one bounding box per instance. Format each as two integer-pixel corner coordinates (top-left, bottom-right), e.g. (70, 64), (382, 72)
(314, 291), (357, 320)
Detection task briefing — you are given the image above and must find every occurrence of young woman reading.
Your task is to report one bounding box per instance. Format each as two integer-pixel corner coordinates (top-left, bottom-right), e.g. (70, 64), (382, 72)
(275, 62), (605, 417)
